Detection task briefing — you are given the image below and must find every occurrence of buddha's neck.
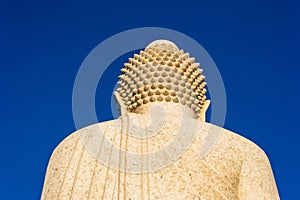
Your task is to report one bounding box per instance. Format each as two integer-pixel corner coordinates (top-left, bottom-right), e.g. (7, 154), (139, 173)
(134, 102), (197, 119)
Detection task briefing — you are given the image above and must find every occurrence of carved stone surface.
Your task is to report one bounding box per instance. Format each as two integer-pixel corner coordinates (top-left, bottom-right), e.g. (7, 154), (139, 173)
(41, 40), (279, 199)
(115, 40), (206, 117)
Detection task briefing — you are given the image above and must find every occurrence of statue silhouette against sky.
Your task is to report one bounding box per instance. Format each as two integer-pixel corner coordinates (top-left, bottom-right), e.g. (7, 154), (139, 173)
(41, 40), (279, 199)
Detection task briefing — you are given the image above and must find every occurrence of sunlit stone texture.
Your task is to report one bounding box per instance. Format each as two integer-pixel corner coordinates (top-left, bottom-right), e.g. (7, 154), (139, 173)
(41, 40), (279, 199)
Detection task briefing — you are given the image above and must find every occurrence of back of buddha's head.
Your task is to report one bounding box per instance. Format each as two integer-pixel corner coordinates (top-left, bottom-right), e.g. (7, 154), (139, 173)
(114, 40), (209, 119)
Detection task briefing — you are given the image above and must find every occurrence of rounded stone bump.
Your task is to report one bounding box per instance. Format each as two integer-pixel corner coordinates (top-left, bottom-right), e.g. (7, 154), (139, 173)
(138, 87), (143, 93)
(178, 92), (184, 98)
(170, 91), (176, 96)
(158, 77), (164, 83)
(189, 57), (195, 63)
(172, 97), (179, 103)
(123, 96), (130, 101)
(156, 65), (163, 71)
(194, 106), (200, 112)
(123, 85), (129, 90)
(121, 68), (127, 73)
(143, 98), (149, 104)
(191, 93), (198, 98)
(126, 85), (136, 90)
(191, 104), (196, 110)
(181, 76), (188, 81)
(175, 74), (181, 80)
(186, 101), (192, 107)
(155, 90), (161, 95)
(151, 83), (157, 89)
(192, 63), (200, 68)
(177, 68), (184, 75)
(137, 99), (143, 106)
(150, 67), (155, 72)
(137, 82), (143, 88)
(146, 73), (152, 79)
(186, 89), (192, 95)
(193, 99), (200, 105)
(180, 81), (185, 87)
(180, 99), (186, 105)
(144, 85), (150, 91)
(119, 89), (125, 95)
(135, 94), (141, 100)
(163, 90), (169, 96)
(158, 84), (164, 89)
(143, 80), (150, 85)
(157, 96), (163, 102)
(132, 88), (138, 94)
(150, 96), (156, 102)
(148, 90), (154, 96)
(165, 96), (171, 102)
(187, 68), (193, 73)
(128, 105), (133, 111)
(141, 91), (148, 98)
(179, 87), (185, 93)
(132, 102), (137, 108)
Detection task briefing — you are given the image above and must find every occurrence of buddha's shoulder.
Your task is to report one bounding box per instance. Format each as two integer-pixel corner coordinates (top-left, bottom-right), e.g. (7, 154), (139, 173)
(51, 119), (269, 161)
(201, 122), (269, 159)
(51, 119), (120, 157)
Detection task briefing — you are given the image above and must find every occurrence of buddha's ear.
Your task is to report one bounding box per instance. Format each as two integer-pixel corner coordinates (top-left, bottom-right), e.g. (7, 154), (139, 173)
(113, 91), (128, 116)
(198, 100), (210, 122)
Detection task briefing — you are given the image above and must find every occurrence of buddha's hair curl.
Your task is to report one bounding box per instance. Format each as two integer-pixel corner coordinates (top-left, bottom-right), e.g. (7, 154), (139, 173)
(116, 40), (207, 117)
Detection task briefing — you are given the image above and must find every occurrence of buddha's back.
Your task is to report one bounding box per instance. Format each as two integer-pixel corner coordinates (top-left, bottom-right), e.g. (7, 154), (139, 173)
(41, 109), (279, 199)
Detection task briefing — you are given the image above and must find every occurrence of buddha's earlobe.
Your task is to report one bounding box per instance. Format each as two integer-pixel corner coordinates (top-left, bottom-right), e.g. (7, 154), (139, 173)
(198, 100), (210, 122)
(113, 91), (128, 116)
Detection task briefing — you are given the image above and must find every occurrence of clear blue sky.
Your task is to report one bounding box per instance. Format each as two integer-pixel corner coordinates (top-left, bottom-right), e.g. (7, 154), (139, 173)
(1, 0), (299, 199)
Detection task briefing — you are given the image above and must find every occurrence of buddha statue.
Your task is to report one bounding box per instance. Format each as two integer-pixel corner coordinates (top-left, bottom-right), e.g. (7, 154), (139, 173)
(41, 40), (279, 199)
